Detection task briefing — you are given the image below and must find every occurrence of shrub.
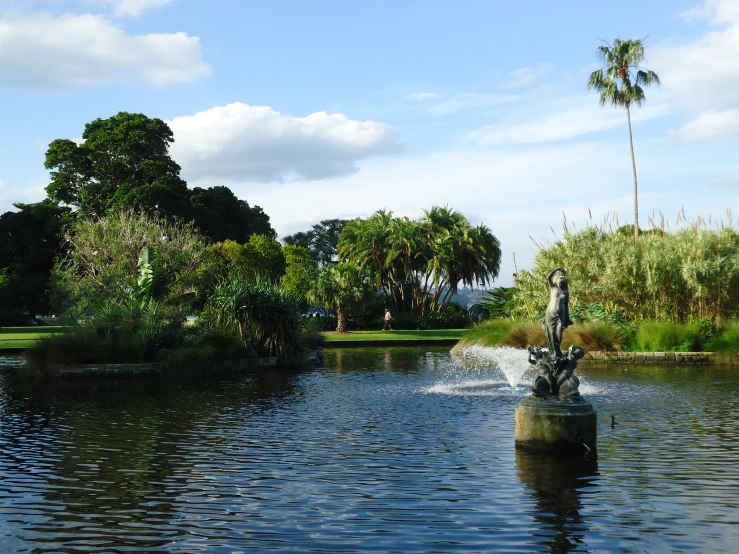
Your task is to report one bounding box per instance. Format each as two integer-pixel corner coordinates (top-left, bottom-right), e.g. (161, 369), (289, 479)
(631, 321), (702, 352)
(417, 304), (472, 330)
(458, 320), (624, 351)
(707, 321), (739, 360)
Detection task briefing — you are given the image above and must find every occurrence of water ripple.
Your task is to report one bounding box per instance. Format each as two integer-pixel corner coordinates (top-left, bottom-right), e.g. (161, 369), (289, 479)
(2, 350), (739, 552)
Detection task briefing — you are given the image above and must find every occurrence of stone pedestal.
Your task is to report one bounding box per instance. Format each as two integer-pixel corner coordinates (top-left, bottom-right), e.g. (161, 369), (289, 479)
(514, 396), (597, 453)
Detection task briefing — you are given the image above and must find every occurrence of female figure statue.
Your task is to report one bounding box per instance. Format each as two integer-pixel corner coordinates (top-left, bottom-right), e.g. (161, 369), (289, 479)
(544, 268), (573, 358)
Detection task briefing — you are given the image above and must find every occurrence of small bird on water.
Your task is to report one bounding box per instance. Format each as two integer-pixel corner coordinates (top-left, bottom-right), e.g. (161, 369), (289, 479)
(611, 415), (617, 428)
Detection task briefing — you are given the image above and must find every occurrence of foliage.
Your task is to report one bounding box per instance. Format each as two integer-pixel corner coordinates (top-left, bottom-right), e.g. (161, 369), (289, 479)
(283, 218), (348, 265)
(281, 245), (317, 301)
(417, 303), (472, 330)
(459, 320), (624, 352)
(52, 210), (211, 314)
(0, 201), (72, 324)
(338, 206), (501, 315)
(708, 321), (739, 360)
(45, 112), (191, 220)
(513, 225), (739, 322)
(158, 329), (252, 373)
(307, 263), (372, 332)
(189, 186), (275, 243)
(477, 287), (517, 319)
(588, 38), (660, 238)
(44, 113), (274, 243)
(632, 321), (701, 352)
(210, 235), (286, 283)
(26, 297), (185, 369)
(208, 278), (304, 362)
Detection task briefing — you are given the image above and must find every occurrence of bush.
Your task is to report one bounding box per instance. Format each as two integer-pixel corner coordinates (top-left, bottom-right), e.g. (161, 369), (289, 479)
(417, 304), (472, 330)
(631, 321), (702, 352)
(458, 319), (624, 351)
(707, 321), (739, 360)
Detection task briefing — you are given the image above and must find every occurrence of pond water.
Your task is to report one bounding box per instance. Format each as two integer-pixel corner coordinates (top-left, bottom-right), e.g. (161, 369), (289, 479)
(2, 348), (739, 553)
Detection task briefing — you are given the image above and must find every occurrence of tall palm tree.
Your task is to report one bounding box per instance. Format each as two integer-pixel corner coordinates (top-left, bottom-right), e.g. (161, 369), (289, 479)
(588, 38), (660, 239)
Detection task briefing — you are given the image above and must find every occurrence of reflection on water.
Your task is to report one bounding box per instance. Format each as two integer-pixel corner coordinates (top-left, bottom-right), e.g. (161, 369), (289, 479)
(2, 348), (739, 552)
(516, 451), (598, 553)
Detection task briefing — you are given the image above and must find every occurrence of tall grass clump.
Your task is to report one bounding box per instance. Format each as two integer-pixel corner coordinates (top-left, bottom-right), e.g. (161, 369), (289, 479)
(707, 321), (739, 361)
(631, 321), (701, 352)
(513, 214), (739, 322)
(458, 320), (624, 352)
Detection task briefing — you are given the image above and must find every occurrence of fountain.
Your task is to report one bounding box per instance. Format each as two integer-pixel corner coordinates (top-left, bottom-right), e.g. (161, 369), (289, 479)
(514, 268), (597, 453)
(453, 345), (530, 390)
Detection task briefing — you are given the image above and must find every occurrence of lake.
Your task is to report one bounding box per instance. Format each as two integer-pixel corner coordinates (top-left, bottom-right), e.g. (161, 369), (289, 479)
(2, 347), (739, 552)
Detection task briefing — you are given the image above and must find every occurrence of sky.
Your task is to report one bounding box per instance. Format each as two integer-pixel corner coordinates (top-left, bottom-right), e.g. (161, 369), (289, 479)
(1, 0), (738, 286)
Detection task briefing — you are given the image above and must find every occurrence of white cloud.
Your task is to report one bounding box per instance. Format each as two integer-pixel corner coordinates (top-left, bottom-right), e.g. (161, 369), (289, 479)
(680, 0), (739, 24)
(468, 96), (671, 145)
(405, 92), (442, 102)
(428, 92), (519, 115)
(0, 12), (208, 87)
(671, 109), (739, 141)
(168, 102), (401, 184)
(91, 0), (171, 17)
(651, 1), (739, 109)
(0, 0), (172, 17)
(502, 63), (553, 89)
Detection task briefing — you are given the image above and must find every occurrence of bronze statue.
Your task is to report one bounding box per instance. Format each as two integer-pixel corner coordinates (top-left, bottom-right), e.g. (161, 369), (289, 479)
(544, 268), (573, 358)
(528, 268), (582, 398)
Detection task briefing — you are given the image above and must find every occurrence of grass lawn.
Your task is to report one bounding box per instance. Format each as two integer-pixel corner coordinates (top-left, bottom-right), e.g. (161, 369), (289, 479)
(0, 326), (68, 343)
(321, 329), (466, 342)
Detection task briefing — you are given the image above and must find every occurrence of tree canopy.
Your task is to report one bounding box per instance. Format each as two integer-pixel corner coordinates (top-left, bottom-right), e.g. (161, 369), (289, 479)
(283, 218), (348, 265)
(307, 262), (371, 332)
(338, 206), (501, 314)
(190, 186), (275, 243)
(0, 201), (72, 323)
(45, 112), (191, 220)
(44, 112), (275, 241)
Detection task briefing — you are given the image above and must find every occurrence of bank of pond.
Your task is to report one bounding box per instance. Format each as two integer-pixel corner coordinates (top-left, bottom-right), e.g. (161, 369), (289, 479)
(458, 318), (739, 362)
(3, 317), (738, 375)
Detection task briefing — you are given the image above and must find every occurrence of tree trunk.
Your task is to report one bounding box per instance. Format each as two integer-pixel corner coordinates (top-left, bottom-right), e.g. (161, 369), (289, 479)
(626, 104), (639, 239)
(336, 306), (348, 332)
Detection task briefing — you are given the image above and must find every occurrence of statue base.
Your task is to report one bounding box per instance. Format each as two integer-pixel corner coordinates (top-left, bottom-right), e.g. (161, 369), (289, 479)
(514, 396), (597, 454)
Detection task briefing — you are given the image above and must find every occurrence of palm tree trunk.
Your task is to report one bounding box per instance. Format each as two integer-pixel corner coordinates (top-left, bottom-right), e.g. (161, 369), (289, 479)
(336, 306), (348, 332)
(626, 104), (639, 239)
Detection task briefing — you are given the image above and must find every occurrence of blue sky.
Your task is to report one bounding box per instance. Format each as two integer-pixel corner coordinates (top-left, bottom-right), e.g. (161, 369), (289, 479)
(1, 0), (738, 285)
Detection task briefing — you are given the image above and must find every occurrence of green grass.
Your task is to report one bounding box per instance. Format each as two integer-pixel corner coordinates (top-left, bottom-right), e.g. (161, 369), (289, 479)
(321, 329), (466, 342)
(0, 341), (35, 349)
(0, 326), (69, 341)
(632, 321), (701, 352)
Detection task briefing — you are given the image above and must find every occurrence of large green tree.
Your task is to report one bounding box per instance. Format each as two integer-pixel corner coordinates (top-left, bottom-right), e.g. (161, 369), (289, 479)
(281, 244), (317, 301)
(283, 218), (349, 265)
(190, 186), (275, 243)
(210, 235), (286, 284)
(0, 201), (72, 323)
(45, 112), (191, 220)
(339, 207), (501, 314)
(588, 38), (660, 239)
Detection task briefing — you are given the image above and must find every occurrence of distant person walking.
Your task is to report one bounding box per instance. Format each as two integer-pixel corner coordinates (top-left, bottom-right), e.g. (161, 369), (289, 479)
(383, 309), (394, 331)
